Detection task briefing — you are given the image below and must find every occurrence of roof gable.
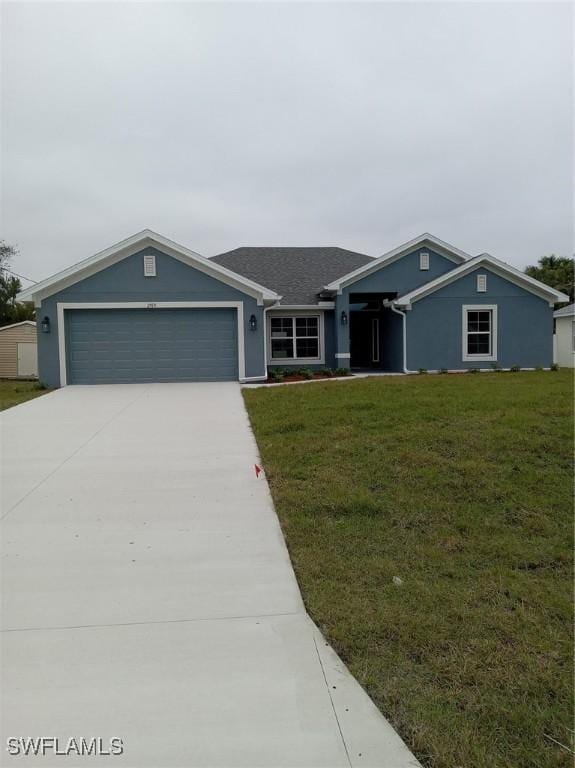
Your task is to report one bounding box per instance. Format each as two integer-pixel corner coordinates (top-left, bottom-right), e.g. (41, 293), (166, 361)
(18, 230), (280, 307)
(0, 320), (36, 332)
(395, 253), (570, 308)
(554, 302), (575, 317)
(323, 234), (470, 292)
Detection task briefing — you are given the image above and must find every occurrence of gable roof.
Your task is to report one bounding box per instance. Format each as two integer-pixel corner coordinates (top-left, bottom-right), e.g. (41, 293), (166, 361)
(0, 320), (36, 332)
(554, 302), (575, 318)
(211, 247), (373, 305)
(323, 233), (471, 293)
(395, 253), (570, 308)
(17, 230), (281, 307)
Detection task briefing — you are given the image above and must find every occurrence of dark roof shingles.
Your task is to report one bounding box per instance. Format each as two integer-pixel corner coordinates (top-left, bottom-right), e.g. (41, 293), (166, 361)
(211, 247), (373, 304)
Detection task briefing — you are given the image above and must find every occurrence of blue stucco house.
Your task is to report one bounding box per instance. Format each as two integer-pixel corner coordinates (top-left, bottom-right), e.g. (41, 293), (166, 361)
(18, 230), (569, 386)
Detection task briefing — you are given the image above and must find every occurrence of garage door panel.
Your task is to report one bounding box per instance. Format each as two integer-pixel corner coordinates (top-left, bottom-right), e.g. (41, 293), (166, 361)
(66, 308), (238, 384)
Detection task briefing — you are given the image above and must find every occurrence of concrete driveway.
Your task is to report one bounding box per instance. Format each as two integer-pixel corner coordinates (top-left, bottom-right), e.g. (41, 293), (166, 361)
(1, 383), (418, 767)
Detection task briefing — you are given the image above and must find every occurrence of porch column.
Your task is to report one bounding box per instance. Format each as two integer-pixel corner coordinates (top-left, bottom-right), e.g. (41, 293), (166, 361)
(334, 292), (351, 367)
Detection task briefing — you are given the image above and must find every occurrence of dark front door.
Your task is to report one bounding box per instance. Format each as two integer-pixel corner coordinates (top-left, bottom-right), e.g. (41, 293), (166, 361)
(350, 312), (381, 368)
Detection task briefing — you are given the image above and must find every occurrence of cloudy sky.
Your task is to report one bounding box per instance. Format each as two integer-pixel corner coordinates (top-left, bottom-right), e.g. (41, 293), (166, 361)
(1, 1), (572, 284)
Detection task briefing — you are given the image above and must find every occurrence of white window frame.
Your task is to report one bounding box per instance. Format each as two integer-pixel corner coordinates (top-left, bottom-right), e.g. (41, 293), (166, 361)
(143, 254), (156, 277)
(419, 252), (430, 271)
(267, 311), (324, 364)
(462, 304), (498, 362)
(476, 273), (487, 293)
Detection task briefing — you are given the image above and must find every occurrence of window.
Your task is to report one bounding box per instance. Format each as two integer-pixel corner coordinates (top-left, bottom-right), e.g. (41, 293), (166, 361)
(144, 254), (156, 277)
(462, 305), (497, 362)
(270, 316), (321, 361)
(476, 274), (487, 292)
(419, 252), (429, 271)
(572, 320), (575, 353)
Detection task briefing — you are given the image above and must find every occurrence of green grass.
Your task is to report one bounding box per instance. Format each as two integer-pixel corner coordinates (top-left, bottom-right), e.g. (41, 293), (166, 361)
(243, 371), (574, 768)
(0, 379), (48, 411)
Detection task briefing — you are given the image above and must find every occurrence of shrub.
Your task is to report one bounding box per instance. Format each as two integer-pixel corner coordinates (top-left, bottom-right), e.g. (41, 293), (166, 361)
(510, 365), (520, 373)
(418, 368), (427, 375)
(335, 367), (350, 377)
(269, 368), (284, 381)
(439, 368), (448, 374)
(298, 367), (314, 379)
(551, 363), (559, 371)
(319, 368), (334, 378)
(467, 368), (480, 374)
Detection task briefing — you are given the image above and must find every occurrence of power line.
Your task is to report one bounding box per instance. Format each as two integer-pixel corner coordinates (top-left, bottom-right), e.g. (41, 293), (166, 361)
(0, 267), (38, 284)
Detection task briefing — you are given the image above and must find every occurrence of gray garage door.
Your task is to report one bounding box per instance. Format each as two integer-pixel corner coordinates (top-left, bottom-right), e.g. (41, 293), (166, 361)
(66, 308), (238, 384)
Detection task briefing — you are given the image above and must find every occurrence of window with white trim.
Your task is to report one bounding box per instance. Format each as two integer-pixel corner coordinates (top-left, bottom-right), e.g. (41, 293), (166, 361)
(419, 252), (429, 271)
(476, 274), (487, 292)
(463, 305), (497, 361)
(270, 316), (320, 360)
(144, 254), (156, 277)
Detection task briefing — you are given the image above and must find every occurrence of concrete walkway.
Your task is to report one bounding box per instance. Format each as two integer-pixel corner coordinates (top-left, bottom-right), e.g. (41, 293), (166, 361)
(1, 383), (419, 767)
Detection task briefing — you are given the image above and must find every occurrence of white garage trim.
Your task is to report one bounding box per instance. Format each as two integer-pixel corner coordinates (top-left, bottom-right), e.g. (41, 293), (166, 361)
(57, 302), (246, 386)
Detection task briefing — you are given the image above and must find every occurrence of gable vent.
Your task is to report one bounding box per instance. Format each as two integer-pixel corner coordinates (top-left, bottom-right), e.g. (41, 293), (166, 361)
(144, 254), (156, 277)
(476, 274), (487, 293)
(419, 252), (429, 271)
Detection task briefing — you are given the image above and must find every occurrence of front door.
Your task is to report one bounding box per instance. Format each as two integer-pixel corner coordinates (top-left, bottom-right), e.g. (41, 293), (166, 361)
(350, 312), (381, 368)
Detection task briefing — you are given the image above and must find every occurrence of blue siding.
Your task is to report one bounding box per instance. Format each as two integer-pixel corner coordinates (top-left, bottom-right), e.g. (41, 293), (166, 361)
(406, 267), (554, 370)
(37, 247), (266, 386)
(343, 247), (457, 298)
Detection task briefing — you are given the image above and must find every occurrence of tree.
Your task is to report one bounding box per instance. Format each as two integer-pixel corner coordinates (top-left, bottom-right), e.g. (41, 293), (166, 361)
(525, 255), (574, 302)
(0, 240), (35, 326)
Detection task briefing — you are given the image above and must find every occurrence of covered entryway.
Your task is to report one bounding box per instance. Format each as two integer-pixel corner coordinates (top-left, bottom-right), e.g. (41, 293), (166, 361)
(349, 293), (403, 372)
(65, 308), (238, 384)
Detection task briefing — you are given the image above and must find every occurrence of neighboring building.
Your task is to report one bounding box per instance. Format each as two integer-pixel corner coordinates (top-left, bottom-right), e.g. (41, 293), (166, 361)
(17, 230), (569, 387)
(554, 303), (575, 368)
(0, 321), (38, 379)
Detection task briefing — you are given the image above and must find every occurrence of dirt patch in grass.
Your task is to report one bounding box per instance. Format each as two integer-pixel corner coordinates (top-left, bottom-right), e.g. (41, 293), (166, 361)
(244, 371), (574, 768)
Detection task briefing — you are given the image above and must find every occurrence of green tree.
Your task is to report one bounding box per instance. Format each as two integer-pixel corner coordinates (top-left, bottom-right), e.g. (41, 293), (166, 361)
(525, 255), (574, 302)
(0, 240), (35, 326)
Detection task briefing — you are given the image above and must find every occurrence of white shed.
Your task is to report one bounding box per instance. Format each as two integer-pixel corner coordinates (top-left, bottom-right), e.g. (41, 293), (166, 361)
(553, 303), (574, 368)
(0, 321), (38, 378)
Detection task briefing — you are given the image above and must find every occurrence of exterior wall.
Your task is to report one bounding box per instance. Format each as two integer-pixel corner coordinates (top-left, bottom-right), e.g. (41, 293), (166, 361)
(36, 247), (266, 387)
(405, 267), (554, 370)
(555, 316), (575, 368)
(342, 247), (457, 298)
(335, 247), (459, 365)
(0, 324), (38, 378)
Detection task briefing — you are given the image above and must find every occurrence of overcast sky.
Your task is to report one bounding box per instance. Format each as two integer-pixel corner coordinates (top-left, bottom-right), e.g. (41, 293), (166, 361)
(1, 1), (573, 284)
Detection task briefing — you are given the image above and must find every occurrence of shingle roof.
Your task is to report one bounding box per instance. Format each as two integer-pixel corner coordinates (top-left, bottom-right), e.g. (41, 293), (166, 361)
(554, 302), (575, 317)
(210, 247), (373, 305)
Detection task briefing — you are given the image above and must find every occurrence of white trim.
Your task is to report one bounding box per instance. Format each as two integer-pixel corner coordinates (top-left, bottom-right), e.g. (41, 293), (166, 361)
(335, 352), (351, 359)
(396, 254), (569, 307)
(419, 252), (429, 271)
(267, 311), (324, 365)
(462, 304), (498, 362)
(271, 303), (335, 310)
(323, 233), (471, 292)
(0, 320), (36, 332)
(476, 273), (487, 293)
(18, 230), (280, 306)
(56, 301), (246, 386)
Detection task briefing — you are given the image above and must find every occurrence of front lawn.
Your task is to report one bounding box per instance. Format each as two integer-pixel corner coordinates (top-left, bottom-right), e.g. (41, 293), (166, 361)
(0, 379), (47, 411)
(243, 371), (574, 768)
